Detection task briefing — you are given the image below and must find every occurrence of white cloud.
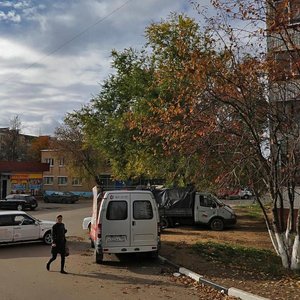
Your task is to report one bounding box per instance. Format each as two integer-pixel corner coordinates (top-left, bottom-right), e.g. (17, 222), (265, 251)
(0, 0), (30, 9)
(0, 0), (202, 136)
(0, 10), (21, 22)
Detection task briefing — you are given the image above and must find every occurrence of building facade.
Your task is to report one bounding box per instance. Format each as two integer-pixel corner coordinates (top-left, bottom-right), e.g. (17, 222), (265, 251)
(0, 161), (49, 198)
(41, 149), (113, 197)
(267, 1), (300, 103)
(267, 1), (300, 216)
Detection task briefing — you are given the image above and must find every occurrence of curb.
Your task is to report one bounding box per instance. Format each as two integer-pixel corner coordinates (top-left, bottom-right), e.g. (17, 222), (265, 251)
(158, 255), (269, 300)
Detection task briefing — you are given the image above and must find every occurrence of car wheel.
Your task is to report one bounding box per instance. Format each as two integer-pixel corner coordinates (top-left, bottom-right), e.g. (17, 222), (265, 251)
(16, 204), (23, 211)
(30, 207), (36, 211)
(210, 218), (224, 231)
(44, 198), (49, 203)
(243, 195), (250, 199)
(43, 231), (52, 245)
(95, 249), (103, 264)
(160, 217), (169, 229)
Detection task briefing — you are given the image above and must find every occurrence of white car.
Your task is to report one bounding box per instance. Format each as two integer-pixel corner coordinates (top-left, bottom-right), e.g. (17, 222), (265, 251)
(0, 211), (55, 245)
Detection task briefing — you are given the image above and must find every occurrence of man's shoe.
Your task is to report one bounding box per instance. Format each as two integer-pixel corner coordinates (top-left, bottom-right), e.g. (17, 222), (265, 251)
(60, 270), (68, 274)
(46, 263), (50, 271)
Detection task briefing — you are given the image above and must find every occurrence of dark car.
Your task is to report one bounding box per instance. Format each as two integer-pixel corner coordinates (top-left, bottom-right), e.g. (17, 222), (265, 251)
(0, 194), (38, 211)
(44, 191), (79, 204)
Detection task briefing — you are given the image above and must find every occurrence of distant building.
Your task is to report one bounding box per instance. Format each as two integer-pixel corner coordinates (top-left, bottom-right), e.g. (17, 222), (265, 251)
(0, 161), (49, 198)
(41, 149), (112, 197)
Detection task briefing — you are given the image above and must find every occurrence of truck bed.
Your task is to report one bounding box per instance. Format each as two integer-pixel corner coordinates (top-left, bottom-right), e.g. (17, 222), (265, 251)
(159, 207), (193, 218)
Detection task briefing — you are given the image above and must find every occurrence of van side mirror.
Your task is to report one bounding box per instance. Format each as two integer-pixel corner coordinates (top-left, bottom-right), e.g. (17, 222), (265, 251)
(211, 203), (217, 209)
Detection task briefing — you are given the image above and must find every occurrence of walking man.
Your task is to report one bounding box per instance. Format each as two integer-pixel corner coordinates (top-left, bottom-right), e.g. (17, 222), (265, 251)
(46, 214), (68, 274)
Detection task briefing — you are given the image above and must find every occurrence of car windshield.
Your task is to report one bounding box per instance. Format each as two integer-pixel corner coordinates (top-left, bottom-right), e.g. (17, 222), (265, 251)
(28, 214), (40, 222)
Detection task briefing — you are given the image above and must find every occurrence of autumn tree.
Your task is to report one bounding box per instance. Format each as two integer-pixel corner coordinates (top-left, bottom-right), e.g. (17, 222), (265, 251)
(28, 135), (51, 161)
(54, 114), (109, 185)
(180, 0), (300, 270)
(0, 115), (29, 161)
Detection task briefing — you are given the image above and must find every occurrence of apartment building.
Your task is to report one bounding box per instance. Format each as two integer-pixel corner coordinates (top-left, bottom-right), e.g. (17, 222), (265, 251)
(41, 149), (114, 197)
(267, 1), (300, 216)
(267, 0), (300, 103)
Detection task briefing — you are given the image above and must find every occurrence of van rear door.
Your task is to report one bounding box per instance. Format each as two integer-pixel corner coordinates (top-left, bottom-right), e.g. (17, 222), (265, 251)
(131, 193), (157, 247)
(102, 193), (131, 248)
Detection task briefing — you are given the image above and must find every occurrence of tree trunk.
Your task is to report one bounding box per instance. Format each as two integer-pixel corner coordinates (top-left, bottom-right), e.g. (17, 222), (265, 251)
(274, 231), (290, 269)
(291, 235), (300, 270)
(291, 210), (300, 270)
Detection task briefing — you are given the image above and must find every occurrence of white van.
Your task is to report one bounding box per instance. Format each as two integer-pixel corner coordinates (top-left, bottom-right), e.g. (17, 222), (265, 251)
(89, 189), (160, 263)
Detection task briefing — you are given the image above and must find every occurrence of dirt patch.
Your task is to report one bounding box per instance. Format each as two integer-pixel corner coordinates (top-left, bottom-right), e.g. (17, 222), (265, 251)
(159, 206), (300, 300)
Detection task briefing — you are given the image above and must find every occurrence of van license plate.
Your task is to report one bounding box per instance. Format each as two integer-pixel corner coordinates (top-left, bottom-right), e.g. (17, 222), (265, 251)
(106, 235), (126, 242)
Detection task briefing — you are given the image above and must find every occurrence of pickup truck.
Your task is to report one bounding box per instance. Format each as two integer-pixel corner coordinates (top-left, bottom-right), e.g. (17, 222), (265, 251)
(153, 188), (237, 231)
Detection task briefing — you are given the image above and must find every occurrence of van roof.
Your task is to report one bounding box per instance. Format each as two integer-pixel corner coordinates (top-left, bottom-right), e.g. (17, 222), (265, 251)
(104, 190), (153, 194)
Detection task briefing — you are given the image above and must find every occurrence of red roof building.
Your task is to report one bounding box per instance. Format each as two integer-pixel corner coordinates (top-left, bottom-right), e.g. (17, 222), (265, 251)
(0, 161), (50, 198)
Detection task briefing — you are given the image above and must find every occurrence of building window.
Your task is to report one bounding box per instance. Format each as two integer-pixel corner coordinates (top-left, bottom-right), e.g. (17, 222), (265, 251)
(58, 177), (68, 185)
(43, 177), (54, 185)
(290, 0), (300, 24)
(59, 157), (65, 166)
(44, 158), (54, 166)
(274, 51), (300, 80)
(273, 0), (289, 26)
(72, 177), (82, 186)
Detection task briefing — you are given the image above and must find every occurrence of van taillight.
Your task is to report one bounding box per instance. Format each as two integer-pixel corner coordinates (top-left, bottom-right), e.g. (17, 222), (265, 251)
(157, 223), (161, 236)
(97, 223), (102, 238)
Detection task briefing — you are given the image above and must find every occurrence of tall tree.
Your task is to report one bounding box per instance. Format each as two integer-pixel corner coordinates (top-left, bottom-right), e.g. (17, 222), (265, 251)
(186, 0), (300, 270)
(0, 115), (28, 161)
(54, 114), (109, 185)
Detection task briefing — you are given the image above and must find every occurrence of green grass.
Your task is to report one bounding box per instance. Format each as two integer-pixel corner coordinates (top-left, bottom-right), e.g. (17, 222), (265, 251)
(193, 241), (284, 276)
(235, 204), (267, 219)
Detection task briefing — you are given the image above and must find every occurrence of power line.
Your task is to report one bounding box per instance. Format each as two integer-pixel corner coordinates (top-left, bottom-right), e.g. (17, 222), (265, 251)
(4, 0), (134, 83)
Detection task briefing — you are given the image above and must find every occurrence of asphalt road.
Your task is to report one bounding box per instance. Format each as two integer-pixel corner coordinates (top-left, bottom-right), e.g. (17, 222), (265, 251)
(0, 199), (203, 300)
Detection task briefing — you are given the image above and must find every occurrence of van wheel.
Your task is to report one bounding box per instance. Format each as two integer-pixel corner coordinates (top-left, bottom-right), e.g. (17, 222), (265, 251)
(16, 204), (23, 211)
(43, 231), (52, 245)
(95, 250), (103, 264)
(210, 218), (224, 231)
(149, 251), (158, 259)
(90, 239), (95, 248)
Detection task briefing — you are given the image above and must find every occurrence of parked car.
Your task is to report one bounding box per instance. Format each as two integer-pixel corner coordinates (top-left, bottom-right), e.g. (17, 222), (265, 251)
(0, 210), (54, 245)
(217, 187), (253, 199)
(0, 194), (38, 211)
(44, 191), (79, 204)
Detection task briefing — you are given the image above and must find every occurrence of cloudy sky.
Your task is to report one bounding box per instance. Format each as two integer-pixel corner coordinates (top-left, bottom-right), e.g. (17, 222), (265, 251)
(0, 0), (212, 136)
